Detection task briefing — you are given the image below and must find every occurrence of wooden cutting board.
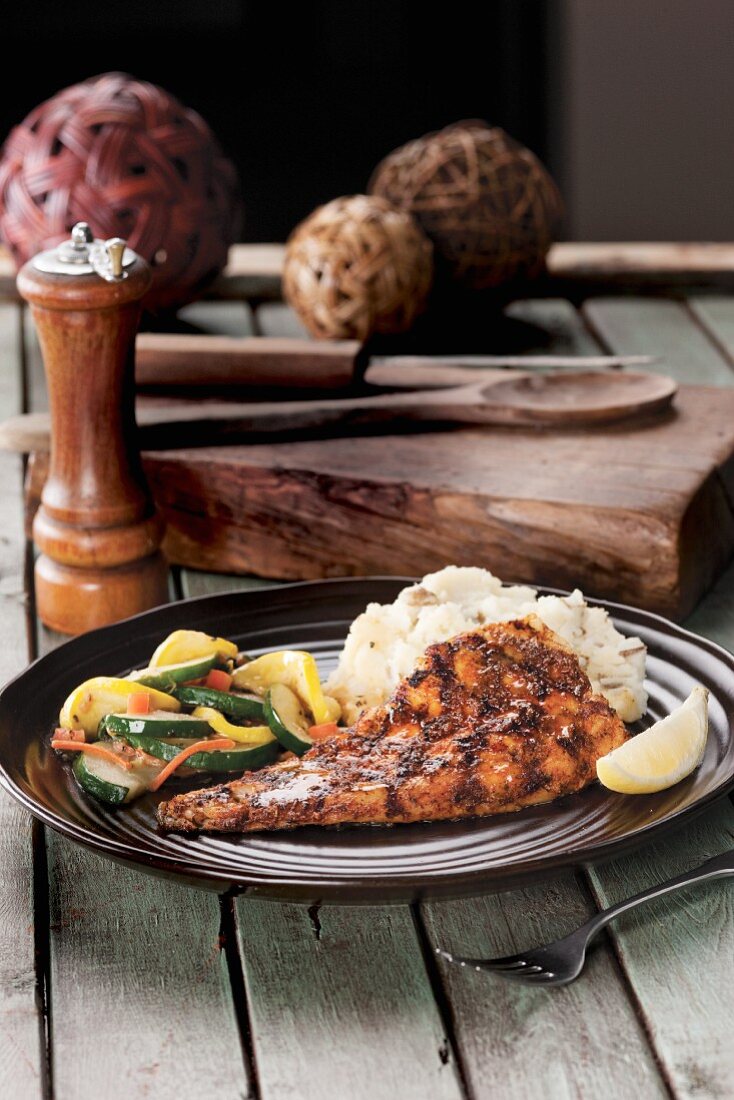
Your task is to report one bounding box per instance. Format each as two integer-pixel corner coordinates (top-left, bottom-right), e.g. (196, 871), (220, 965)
(24, 383), (734, 620)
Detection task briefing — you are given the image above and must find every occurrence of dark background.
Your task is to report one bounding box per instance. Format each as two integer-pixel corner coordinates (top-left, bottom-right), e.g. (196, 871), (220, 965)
(4, 1), (734, 241)
(1, 0), (556, 243)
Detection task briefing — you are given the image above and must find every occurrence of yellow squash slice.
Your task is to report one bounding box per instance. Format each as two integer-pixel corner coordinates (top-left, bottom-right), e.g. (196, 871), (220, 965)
(232, 650), (341, 725)
(192, 706), (276, 746)
(149, 629), (238, 668)
(59, 678), (180, 735)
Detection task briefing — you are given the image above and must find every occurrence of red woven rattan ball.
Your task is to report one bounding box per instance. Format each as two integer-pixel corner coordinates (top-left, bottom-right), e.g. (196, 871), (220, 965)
(0, 72), (241, 310)
(283, 194), (434, 341)
(369, 120), (563, 292)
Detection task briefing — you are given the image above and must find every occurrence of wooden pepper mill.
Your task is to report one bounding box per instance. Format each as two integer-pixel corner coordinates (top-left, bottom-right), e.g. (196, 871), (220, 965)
(18, 222), (169, 634)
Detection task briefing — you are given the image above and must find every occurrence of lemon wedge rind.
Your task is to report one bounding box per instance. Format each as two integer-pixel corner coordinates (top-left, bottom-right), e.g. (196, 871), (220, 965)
(596, 686), (709, 795)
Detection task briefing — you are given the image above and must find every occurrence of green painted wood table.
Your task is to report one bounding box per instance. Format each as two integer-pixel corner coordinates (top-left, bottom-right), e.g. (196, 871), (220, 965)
(2, 247), (734, 1100)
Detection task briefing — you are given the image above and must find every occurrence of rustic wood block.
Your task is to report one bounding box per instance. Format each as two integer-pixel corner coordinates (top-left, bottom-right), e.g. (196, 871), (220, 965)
(25, 383), (734, 619)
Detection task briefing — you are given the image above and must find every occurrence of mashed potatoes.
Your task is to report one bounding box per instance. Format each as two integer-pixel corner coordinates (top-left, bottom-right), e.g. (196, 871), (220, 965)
(327, 567), (647, 725)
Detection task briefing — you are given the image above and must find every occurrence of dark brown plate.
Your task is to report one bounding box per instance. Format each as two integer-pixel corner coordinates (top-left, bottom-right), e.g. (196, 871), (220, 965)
(0, 577), (732, 903)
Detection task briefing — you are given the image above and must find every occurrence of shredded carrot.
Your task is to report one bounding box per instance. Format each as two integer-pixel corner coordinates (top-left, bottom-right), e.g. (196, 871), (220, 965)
(54, 727), (85, 743)
(148, 738), (234, 791)
(308, 722), (340, 740)
(206, 668), (233, 691)
(51, 740), (132, 770)
(127, 692), (151, 715)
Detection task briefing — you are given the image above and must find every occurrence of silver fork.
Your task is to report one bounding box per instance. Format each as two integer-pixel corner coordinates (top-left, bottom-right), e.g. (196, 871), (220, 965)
(436, 849), (734, 986)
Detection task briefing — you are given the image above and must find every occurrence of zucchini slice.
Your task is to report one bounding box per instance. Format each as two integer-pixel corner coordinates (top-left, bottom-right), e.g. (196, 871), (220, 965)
(59, 677), (180, 734)
(232, 650), (341, 725)
(101, 711), (211, 739)
(72, 746), (160, 805)
(178, 739), (279, 773)
(129, 655), (219, 691)
(108, 732), (280, 773)
(264, 683), (313, 756)
(173, 685), (265, 722)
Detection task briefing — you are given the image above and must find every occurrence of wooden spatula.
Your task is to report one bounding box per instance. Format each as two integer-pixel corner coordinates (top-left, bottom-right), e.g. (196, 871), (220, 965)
(0, 371), (677, 454)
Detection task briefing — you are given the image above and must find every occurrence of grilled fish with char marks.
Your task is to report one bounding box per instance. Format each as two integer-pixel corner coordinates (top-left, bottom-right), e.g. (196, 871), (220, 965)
(157, 616), (628, 832)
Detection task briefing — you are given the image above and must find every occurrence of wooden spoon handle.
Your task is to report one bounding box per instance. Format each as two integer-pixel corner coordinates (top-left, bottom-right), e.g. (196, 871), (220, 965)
(0, 371), (676, 455)
(0, 386), (482, 454)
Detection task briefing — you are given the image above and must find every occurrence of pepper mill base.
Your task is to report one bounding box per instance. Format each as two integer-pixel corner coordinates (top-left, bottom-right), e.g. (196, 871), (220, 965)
(35, 553), (170, 635)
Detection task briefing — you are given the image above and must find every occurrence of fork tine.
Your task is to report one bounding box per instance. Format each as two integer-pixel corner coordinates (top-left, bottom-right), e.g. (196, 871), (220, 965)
(436, 947), (526, 968)
(436, 948), (551, 975)
(436, 946), (571, 984)
(434, 949), (485, 968)
(436, 949), (521, 970)
(490, 962), (544, 974)
(482, 959), (539, 972)
(498, 967), (557, 983)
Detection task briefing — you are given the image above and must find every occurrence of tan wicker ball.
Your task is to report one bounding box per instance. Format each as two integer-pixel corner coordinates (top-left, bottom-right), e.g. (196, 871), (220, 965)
(283, 194), (434, 341)
(369, 120), (563, 292)
(0, 72), (241, 310)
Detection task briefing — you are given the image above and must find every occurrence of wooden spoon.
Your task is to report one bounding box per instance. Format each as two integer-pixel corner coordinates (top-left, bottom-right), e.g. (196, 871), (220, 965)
(0, 371), (677, 454)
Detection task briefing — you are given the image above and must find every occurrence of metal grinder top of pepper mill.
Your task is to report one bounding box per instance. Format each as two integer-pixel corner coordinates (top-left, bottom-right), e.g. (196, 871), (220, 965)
(17, 222), (169, 635)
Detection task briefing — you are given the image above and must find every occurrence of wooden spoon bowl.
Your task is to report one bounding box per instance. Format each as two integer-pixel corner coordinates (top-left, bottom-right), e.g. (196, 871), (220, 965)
(475, 370), (678, 425)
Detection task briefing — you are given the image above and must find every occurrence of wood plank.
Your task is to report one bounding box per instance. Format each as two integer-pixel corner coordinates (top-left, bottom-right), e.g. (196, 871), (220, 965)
(257, 301), (308, 338)
(46, 841), (250, 1100)
(0, 250), (17, 301)
(0, 299), (43, 1099)
(688, 294), (734, 369)
(581, 296), (734, 1099)
(37, 616), (251, 1098)
(180, 568), (464, 1100)
(547, 242), (734, 290)
(0, 464), (43, 1100)
(505, 297), (601, 354)
(177, 299), (254, 337)
(235, 901), (463, 1100)
(421, 878), (666, 1099)
(586, 801), (734, 1099)
(583, 297), (734, 385)
(685, 559), (734, 649)
(23, 308), (46, 415)
(182, 570), (275, 598)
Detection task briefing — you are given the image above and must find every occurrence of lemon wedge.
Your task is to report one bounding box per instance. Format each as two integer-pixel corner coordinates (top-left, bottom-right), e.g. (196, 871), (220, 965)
(597, 686), (709, 794)
(149, 630), (238, 668)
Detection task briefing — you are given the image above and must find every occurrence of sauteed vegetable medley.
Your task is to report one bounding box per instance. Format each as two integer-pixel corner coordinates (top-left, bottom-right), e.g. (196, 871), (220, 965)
(51, 630), (342, 805)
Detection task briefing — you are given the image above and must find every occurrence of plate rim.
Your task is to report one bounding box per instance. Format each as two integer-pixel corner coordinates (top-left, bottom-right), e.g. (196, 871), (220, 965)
(1, 575), (733, 900)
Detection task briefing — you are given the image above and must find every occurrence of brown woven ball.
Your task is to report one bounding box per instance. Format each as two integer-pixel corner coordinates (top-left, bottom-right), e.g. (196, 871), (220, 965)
(369, 120), (563, 292)
(0, 72), (241, 310)
(283, 194), (433, 341)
